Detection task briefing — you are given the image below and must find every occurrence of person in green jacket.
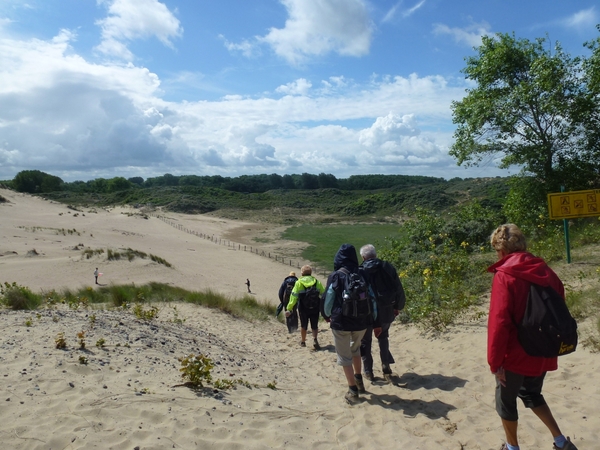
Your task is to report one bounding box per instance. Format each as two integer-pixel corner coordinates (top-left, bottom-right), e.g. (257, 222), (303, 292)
(286, 265), (325, 350)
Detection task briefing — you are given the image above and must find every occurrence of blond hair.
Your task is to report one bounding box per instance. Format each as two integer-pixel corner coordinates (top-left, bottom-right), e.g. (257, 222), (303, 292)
(490, 223), (527, 254)
(301, 265), (312, 276)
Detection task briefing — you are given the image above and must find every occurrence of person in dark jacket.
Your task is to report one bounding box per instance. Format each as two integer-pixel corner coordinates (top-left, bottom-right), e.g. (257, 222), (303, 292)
(323, 244), (377, 404)
(359, 244), (405, 382)
(278, 272), (298, 333)
(488, 224), (578, 450)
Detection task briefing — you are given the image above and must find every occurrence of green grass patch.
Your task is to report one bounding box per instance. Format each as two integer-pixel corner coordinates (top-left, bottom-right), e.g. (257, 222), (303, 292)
(282, 223), (403, 271)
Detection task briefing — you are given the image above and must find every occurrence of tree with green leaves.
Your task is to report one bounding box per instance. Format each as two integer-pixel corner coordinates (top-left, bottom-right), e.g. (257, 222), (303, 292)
(451, 33), (600, 196)
(13, 170), (63, 193)
(107, 177), (132, 192)
(582, 26), (600, 181)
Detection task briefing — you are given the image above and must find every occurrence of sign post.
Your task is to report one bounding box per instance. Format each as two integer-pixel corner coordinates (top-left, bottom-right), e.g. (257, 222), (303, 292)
(547, 188), (600, 263)
(561, 187), (572, 264)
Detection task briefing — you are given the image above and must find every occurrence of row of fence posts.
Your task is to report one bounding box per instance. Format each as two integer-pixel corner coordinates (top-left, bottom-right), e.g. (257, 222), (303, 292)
(148, 213), (328, 277)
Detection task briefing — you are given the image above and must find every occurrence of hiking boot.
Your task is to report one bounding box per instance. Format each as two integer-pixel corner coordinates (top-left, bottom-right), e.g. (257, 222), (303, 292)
(554, 437), (578, 450)
(364, 371), (375, 382)
(354, 375), (366, 393)
(344, 388), (359, 404)
(300, 341), (306, 347)
(313, 339), (321, 350)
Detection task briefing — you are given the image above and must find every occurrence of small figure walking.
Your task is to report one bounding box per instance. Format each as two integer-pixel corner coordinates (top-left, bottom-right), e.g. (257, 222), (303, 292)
(94, 268), (99, 285)
(245, 278), (251, 293)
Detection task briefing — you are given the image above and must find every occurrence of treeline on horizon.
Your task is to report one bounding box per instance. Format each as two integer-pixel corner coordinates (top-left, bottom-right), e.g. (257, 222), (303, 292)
(5, 169), (464, 195)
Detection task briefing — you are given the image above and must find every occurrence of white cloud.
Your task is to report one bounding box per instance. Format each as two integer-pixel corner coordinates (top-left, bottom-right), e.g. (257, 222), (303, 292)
(95, 0), (182, 60)
(320, 76), (350, 94)
(0, 30), (175, 177)
(276, 78), (312, 95)
(254, 0), (373, 65)
(0, 28), (502, 181)
(220, 36), (257, 58)
(433, 21), (492, 48)
(382, 1), (401, 23)
(357, 112), (451, 167)
(382, 0), (426, 23)
(562, 7), (598, 30)
(404, 0), (426, 18)
(359, 113), (419, 147)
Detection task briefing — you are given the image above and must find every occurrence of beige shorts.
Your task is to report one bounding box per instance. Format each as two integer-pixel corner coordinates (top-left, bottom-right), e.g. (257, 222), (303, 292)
(332, 329), (366, 366)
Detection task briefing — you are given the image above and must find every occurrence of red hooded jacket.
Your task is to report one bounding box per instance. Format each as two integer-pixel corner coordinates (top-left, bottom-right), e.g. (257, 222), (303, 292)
(487, 251), (564, 376)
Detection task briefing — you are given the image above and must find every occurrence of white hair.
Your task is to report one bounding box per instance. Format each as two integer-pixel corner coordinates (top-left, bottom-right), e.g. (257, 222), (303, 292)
(360, 244), (377, 259)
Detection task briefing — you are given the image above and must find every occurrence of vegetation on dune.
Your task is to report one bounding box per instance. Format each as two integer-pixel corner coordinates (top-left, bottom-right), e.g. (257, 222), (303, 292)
(0, 282), (277, 323)
(4, 168), (507, 221)
(1, 282), (42, 310)
(81, 247), (172, 267)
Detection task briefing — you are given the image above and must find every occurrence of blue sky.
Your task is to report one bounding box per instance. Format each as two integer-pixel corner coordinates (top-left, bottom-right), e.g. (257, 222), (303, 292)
(0, 0), (598, 182)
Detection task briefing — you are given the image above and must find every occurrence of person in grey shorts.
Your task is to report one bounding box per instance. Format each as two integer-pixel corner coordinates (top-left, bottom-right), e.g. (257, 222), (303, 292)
(323, 244), (377, 404)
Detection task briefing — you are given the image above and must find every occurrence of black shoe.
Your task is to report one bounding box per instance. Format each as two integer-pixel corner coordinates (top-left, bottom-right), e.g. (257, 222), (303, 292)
(313, 339), (321, 350)
(364, 371), (375, 382)
(382, 364), (392, 375)
(300, 341), (306, 347)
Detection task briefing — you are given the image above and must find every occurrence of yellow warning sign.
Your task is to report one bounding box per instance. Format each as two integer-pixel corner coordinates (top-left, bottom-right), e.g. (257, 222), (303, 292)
(548, 189), (600, 220)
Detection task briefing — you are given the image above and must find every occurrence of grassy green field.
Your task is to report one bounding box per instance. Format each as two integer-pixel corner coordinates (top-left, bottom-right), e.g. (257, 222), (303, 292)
(281, 223), (404, 270)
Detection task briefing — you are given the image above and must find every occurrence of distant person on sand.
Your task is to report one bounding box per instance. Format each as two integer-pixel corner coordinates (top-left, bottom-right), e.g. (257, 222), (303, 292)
(488, 224), (578, 450)
(245, 278), (251, 293)
(323, 244), (377, 404)
(285, 266), (325, 349)
(359, 244), (406, 382)
(278, 271), (299, 333)
(94, 268), (99, 285)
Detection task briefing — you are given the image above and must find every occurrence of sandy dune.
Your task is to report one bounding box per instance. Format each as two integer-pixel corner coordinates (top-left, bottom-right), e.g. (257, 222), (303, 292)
(0, 189), (597, 449)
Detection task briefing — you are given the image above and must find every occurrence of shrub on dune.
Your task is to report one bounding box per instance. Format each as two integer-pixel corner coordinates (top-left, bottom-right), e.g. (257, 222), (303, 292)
(1, 282), (42, 310)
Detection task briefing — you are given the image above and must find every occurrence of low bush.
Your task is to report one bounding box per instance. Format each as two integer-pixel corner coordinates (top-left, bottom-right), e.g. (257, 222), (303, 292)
(179, 354), (214, 388)
(0, 282), (42, 310)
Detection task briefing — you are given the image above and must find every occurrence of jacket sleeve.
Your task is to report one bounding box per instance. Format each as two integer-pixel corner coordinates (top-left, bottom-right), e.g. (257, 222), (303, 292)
(487, 271), (514, 374)
(369, 285), (378, 322)
(278, 281), (285, 302)
(385, 262), (405, 310)
(324, 285), (335, 317)
(316, 279), (326, 295)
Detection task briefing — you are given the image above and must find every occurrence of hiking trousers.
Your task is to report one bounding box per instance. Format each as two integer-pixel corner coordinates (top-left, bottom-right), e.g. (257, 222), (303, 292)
(360, 322), (395, 373)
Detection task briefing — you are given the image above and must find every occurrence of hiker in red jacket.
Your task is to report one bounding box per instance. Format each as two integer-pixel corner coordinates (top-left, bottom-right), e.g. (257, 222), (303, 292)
(488, 224), (578, 450)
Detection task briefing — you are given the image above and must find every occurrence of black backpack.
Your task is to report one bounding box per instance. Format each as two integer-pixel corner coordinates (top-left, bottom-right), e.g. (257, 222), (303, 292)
(283, 279), (295, 308)
(517, 283), (578, 358)
(371, 266), (404, 310)
(301, 284), (321, 311)
(339, 268), (371, 319)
